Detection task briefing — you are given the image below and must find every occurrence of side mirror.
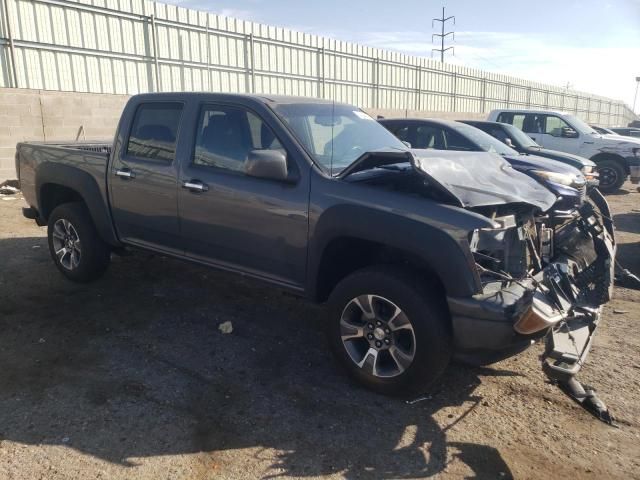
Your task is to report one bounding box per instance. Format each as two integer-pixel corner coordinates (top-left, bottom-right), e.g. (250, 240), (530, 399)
(245, 149), (289, 182)
(561, 127), (579, 138)
(505, 138), (515, 148)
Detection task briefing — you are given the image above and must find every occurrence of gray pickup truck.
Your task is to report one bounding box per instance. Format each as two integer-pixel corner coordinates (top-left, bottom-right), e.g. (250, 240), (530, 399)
(15, 93), (615, 400)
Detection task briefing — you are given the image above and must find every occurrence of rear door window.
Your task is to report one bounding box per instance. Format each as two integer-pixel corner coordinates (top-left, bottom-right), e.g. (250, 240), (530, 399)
(443, 129), (476, 151)
(511, 114), (526, 130)
(496, 112), (526, 131)
(414, 125), (445, 149)
(522, 113), (545, 134)
(126, 103), (183, 162)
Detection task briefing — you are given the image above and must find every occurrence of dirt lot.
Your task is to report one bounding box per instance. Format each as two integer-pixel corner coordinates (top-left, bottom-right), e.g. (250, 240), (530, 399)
(0, 185), (639, 480)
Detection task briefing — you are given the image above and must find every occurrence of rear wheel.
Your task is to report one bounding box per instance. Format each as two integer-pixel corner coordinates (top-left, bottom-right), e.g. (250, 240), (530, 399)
(327, 266), (451, 396)
(595, 159), (626, 193)
(47, 202), (111, 282)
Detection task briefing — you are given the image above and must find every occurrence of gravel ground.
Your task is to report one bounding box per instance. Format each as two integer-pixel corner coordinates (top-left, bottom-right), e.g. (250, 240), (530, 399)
(0, 185), (639, 480)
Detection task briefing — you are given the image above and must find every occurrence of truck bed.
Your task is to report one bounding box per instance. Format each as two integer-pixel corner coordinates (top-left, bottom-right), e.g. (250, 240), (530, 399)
(16, 141), (113, 229)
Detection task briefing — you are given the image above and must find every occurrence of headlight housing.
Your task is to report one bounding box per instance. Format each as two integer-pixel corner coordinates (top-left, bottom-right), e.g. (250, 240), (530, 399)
(530, 170), (577, 187)
(580, 165), (599, 181)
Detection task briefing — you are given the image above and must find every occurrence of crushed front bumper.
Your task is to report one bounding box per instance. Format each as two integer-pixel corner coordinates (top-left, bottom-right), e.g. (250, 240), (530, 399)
(449, 189), (615, 370)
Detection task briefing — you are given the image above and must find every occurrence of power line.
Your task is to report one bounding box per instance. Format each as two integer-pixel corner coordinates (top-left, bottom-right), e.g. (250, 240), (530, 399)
(432, 7), (455, 62)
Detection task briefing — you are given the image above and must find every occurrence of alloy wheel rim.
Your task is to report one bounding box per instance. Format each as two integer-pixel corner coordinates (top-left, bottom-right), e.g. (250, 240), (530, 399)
(340, 294), (416, 378)
(52, 219), (82, 270)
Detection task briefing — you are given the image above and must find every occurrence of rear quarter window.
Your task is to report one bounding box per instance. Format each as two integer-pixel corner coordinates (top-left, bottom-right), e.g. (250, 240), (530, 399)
(126, 103), (183, 162)
(496, 112), (526, 131)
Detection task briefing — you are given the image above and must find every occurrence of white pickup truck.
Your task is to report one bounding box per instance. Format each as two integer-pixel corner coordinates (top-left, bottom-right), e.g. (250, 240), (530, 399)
(487, 109), (640, 192)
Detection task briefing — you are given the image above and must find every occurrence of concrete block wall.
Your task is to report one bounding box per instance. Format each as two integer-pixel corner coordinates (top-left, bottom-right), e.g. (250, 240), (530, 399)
(0, 88), (128, 181)
(0, 87), (486, 182)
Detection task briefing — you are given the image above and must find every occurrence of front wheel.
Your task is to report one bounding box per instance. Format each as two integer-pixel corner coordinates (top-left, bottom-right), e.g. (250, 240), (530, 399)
(595, 160), (626, 193)
(327, 266), (451, 396)
(47, 202), (111, 282)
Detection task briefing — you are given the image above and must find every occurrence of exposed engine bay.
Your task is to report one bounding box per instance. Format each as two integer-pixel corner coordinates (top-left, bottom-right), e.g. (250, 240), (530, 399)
(469, 193), (616, 423)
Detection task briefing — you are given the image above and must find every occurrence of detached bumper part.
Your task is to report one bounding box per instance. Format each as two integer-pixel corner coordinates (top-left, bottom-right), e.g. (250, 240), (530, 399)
(541, 309), (615, 425)
(453, 190), (616, 423)
(541, 308), (600, 381)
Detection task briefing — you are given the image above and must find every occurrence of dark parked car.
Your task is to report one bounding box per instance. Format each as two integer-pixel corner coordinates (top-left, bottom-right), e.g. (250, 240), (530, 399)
(16, 93), (615, 396)
(590, 125), (618, 135)
(610, 127), (640, 138)
(461, 120), (598, 187)
(379, 118), (587, 210)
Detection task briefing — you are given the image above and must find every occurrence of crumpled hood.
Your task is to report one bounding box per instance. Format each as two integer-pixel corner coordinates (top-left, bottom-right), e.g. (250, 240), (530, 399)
(411, 149), (557, 211)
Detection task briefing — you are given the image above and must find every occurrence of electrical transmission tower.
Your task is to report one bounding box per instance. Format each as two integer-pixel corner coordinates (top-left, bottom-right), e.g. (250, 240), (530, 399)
(432, 7), (455, 62)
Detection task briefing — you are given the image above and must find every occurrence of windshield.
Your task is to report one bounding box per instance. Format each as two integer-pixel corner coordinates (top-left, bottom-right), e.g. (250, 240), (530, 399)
(501, 123), (540, 148)
(452, 122), (518, 156)
(271, 102), (407, 173)
(563, 114), (599, 135)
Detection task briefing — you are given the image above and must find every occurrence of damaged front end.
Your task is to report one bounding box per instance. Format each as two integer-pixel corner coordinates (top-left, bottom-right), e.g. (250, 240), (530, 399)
(343, 149), (616, 421)
(451, 187), (615, 359)
(449, 187), (616, 421)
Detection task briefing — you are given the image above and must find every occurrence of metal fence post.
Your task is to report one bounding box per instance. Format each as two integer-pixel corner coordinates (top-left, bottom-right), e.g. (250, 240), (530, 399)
(481, 76), (487, 112)
(317, 47), (325, 98)
(205, 15), (212, 91)
(452, 71), (457, 112)
(249, 33), (255, 93)
(526, 86), (531, 108)
(544, 90), (549, 109)
(150, 14), (160, 92)
(505, 82), (510, 109)
(415, 63), (421, 111)
(2, 0), (19, 88)
(373, 57), (379, 109)
(244, 33), (255, 93)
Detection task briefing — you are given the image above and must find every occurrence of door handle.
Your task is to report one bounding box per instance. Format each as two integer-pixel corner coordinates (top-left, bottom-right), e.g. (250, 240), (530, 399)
(115, 168), (135, 179)
(182, 180), (209, 192)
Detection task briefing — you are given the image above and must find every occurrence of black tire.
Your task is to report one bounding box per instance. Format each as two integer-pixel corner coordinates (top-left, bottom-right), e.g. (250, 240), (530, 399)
(47, 202), (111, 282)
(595, 159), (626, 193)
(327, 266), (451, 396)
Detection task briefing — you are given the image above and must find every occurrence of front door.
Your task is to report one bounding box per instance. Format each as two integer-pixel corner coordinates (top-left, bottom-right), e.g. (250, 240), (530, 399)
(536, 114), (582, 153)
(177, 103), (309, 289)
(109, 101), (184, 254)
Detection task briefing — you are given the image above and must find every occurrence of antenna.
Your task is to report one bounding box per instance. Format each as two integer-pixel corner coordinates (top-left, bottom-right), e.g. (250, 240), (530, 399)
(432, 7), (455, 62)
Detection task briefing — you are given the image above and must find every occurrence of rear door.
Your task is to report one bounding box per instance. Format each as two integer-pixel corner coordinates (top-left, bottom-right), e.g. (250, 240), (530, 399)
(177, 102), (310, 289)
(109, 100), (184, 254)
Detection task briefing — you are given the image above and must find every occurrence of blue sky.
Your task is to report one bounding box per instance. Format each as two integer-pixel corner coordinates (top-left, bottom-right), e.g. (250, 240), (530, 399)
(166, 0), (640, 110)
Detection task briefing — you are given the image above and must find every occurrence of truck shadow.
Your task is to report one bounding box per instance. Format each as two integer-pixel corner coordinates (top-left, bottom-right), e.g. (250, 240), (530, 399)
(0, 236), (514, 479)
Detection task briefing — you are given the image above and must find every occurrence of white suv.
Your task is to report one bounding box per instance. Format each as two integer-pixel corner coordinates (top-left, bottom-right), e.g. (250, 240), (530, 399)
(487, 109), (640, 192)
